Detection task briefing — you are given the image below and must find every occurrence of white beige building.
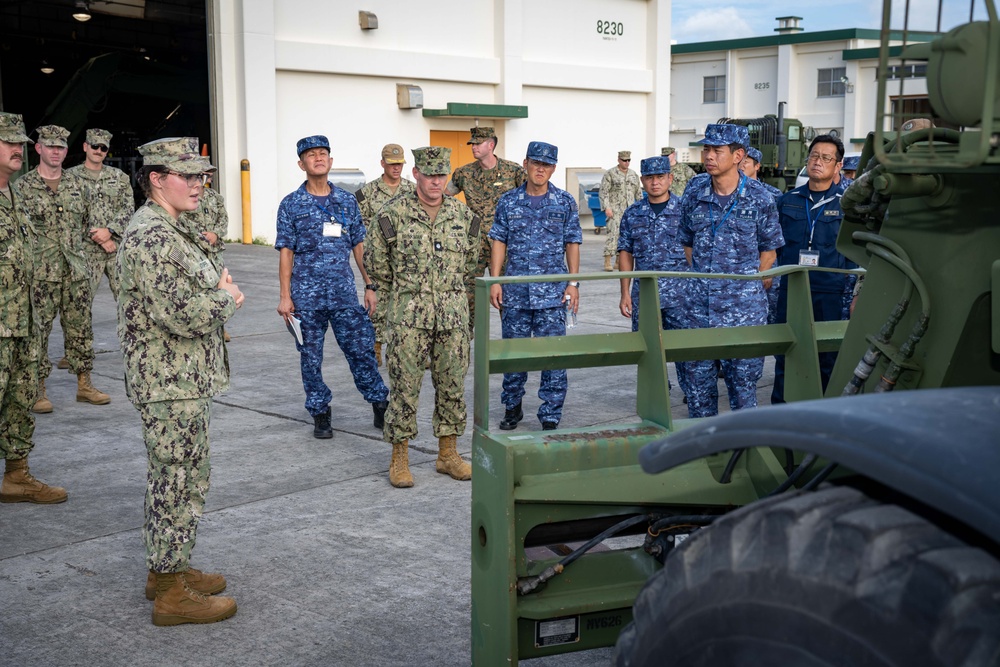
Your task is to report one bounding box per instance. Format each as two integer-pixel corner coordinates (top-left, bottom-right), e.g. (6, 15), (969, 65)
(668, 17), (939, 165)
(210, 0), (673, 241)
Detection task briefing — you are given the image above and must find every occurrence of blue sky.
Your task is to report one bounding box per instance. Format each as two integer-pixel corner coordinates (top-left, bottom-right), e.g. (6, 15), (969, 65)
(672, 0), (988, 44)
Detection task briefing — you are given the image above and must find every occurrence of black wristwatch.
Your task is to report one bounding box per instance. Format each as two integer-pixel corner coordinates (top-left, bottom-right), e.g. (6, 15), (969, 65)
(568, 281), (581, 289)
(365, 283), (377, 292)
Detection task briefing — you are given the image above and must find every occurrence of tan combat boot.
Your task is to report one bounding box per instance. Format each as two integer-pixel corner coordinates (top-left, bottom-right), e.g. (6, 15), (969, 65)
(57, 356), (70, 370)
(614, 253), (620, 271)
(389, 441), (413, 488)
(151, 572), (237, 626)
(76, 372), (111, 405)
(436, 434), (471, 481)
(33, 379), (53, 414)
(0, 458), (67, 504)
(145, 567), (227, 601)
(374, 341), (382, 367)
(603, 255), (613, 272)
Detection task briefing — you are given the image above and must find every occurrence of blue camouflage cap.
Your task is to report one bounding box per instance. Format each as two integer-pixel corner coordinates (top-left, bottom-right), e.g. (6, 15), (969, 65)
(297, 135), (330, 157)
(746, 147), (763, 164)
(526, 141), (558, 165)
(697, 123), (749, 150)
(640, 155), (671, 176)
(842, 155), (860, 171)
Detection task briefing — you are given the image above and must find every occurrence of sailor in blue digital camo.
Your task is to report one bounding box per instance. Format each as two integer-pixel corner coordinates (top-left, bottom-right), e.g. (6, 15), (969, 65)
(356, 143), (416, 358)
(678, 124), (784, 418)
(445, 127), (526, 331)
(740, 146), (785, 324)
(117, 137), (242, 625)
(488, 141), (583, 430)
(66, 128), (135, 299)
(276, 136), (388, 440)
(18, 124), (110, 411)
(599, 150), (642, 270)
(364, 146), (480, 488)
(0, 111), (67, 504)
(617, 155), (690, 397)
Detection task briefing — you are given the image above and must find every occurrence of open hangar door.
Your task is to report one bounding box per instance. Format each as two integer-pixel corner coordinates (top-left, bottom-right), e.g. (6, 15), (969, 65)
(0, 0), (212, 179)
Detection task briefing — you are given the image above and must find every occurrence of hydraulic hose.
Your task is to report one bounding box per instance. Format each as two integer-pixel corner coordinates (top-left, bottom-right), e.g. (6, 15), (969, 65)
(765, 454), (819, 497)
(842, 232), (918, 395)
(863, 244), (932, 393)
(516, 514), (651, 596)
(802, 462), (839, 491)
(719, 449), (745, 484)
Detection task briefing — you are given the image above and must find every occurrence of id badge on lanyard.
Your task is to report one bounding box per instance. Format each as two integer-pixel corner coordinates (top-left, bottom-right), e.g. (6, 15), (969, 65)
(323, 221), (343, 237)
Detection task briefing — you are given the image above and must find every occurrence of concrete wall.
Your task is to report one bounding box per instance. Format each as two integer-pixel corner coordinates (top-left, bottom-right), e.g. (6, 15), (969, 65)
(210, 0), (671, 243)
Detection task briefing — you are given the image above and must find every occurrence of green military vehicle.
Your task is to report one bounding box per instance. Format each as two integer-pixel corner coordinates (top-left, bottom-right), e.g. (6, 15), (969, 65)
(470, 1), (1000, 664)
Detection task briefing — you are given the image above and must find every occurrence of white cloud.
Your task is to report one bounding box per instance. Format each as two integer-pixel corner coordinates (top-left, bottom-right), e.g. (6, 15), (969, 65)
(675, 7), (755, 43)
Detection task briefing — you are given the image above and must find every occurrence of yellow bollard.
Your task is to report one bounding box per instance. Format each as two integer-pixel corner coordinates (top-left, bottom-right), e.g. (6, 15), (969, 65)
(240, 159), (252, 244)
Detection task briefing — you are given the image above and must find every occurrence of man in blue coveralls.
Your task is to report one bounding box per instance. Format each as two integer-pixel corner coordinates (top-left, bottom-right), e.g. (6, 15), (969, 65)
(771, 134), (856, 404)
(678, 123), (784, 418)
(488, 141), (582, 431)
(275, 135), (389, 438)
(617, 155), (690, 398)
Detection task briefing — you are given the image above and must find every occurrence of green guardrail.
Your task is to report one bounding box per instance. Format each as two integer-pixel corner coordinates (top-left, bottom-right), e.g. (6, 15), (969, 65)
(469, 266), (861, 665)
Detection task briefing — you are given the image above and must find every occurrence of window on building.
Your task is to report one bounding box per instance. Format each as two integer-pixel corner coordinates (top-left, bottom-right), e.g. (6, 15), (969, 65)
(881, 64), (928, 79)
(817, 67), (847, 97)
(703, 75), (726, 103)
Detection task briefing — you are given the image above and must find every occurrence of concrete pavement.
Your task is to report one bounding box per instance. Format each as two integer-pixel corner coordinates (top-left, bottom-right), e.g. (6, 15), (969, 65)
(0, 224), (775, 666)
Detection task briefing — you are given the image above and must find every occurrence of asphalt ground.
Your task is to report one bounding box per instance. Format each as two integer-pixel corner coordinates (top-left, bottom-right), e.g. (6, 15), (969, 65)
(0, 219), (776, 666)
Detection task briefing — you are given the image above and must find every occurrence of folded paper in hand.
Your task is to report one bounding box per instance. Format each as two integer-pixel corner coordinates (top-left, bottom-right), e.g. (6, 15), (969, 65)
(285, 315), (303, 345)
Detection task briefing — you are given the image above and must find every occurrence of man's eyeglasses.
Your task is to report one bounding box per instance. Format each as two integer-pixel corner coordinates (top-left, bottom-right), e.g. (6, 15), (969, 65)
(91, 144), (109, 153)
(166, 171), (207, 187)
(807, 153), (838, 165)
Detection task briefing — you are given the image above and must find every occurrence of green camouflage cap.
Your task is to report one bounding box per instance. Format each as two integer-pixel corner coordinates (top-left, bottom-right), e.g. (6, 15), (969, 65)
(412, 146), (452, 175)
(37, 124), (70, 148)
(86, 128), (112, 146)
(467, 126), (496, 145)
(618, 150), (631, 160)
(139, 137), (215, 174)
(661, 146), (676, 156)
(0, 112), (32, 144)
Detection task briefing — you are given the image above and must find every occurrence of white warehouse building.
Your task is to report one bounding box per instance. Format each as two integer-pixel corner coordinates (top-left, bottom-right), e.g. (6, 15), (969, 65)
(668, 17), (939, 165)
(209, 0), (673, 242)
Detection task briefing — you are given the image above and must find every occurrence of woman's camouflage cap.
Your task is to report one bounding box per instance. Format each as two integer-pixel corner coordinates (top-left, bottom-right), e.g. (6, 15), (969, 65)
(139, 137), (215, 174)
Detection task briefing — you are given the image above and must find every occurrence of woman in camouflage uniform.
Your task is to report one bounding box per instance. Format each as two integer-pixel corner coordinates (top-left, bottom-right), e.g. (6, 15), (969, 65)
(117, 138), (244, 626)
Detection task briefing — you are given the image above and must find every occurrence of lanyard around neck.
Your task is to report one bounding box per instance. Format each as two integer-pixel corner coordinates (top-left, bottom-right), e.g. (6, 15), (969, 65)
(708, 173), (746, 237)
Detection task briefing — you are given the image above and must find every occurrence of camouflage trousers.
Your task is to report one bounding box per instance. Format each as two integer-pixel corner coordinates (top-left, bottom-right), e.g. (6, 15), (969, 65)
(603, 213), (622, 258)
(384, 325), (468, 444)
(34, 278), (95, 379)
(683, 356), (763, 418)
(87, 250), (119, 301)
(0, 335), (38, 461)
(500, 307), (567, 424)
(629, 291), (690, 398)
(296, 306), (389, 417)
(465, 230), (496, 334)
(138, 398), (212, 573)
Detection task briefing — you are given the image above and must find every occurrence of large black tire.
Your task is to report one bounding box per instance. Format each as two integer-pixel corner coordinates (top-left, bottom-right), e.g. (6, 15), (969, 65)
(614, 486), (1000, 667)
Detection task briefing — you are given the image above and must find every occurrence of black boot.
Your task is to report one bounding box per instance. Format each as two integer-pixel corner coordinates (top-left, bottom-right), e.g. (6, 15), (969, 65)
(498, 403), (523, 431)
(313, 408), (333, 439)
(372, 400), (388, 429)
